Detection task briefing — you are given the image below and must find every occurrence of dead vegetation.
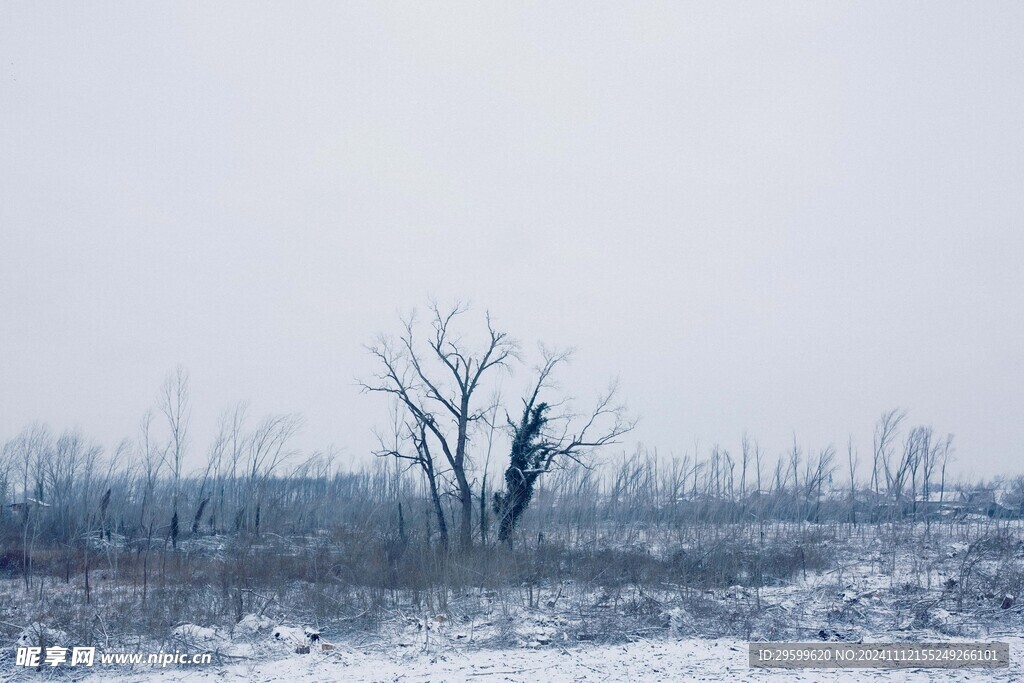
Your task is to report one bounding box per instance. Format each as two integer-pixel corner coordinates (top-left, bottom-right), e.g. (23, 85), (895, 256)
(1, 388), (1021, 670)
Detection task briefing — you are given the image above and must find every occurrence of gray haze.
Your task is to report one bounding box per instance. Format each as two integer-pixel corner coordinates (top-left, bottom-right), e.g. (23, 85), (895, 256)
(1, 3), (1022, 479)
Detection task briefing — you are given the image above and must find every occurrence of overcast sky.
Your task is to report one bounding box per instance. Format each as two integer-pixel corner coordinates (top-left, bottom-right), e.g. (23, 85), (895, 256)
(1, 3), (1021, 480)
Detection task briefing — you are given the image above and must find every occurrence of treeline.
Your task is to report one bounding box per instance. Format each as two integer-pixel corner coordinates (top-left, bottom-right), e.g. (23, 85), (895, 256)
(1, 410), (1018, 589)
(3, 408), (1023, 654)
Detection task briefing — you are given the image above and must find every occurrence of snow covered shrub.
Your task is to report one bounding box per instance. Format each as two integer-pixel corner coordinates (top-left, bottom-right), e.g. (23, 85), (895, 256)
(17, 623), (67, 648)
(667, 607), (691, 637)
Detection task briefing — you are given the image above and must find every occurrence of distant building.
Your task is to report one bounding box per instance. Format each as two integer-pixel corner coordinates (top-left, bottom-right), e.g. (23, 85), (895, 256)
(7, 498), (51, 514)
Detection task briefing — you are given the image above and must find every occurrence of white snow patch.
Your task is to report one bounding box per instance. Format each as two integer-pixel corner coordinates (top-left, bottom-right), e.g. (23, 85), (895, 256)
(171, 624), (222, 643)
(16, 623), (67, 648)
(237, 613), (274, 635)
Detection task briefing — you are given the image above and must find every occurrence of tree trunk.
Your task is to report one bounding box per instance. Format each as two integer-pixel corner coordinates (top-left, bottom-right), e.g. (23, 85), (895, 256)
(456, 410), (473, 550)
(427, 470), (448, 550)
(457, 474), (473, 551)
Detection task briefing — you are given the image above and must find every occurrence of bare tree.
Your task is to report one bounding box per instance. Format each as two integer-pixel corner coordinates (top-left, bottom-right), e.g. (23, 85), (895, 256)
(243, 414), (302, 533)
(891, 426), (923, 505)
(478, 396), (502, 545)
(803, 446), (836, 522)
(754, 440), (763, 496)
(7, 424), (52, 592)
(847, 435), (858, 522)
(45, 430), (102, 585)
(937, 434), (955, 504)
(740, 433), (751, 501)
(136, 411), (165, 604)
(201, 416), (229, 535)
(159, 367), (190, 548)
(363, 303), (516, 550)
(225, 402), (248, 531)
(872, 408), (906, 498)
(0, 443), (11, 525)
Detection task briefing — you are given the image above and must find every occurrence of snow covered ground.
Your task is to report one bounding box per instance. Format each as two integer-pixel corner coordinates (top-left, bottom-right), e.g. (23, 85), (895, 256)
(4, 521), (1023, 681)
(80, 636), (1023, 682)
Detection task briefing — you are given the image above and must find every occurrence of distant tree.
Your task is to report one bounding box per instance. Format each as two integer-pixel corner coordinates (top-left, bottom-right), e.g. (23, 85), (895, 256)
(7, 424), (52, 592)
(159, 367), (190, 549)
(872, 408), (906, 498)
(847, 436), (858, 522)
(242, 414), (302, 533)
(136, 411), (165, 604)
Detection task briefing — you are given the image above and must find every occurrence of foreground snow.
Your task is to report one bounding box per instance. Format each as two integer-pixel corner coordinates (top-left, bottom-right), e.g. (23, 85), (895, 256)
(89, 637), (1021, 682)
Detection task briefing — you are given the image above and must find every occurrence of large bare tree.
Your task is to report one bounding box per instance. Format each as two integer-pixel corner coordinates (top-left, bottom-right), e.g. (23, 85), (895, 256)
(363, 303), (516, 550)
